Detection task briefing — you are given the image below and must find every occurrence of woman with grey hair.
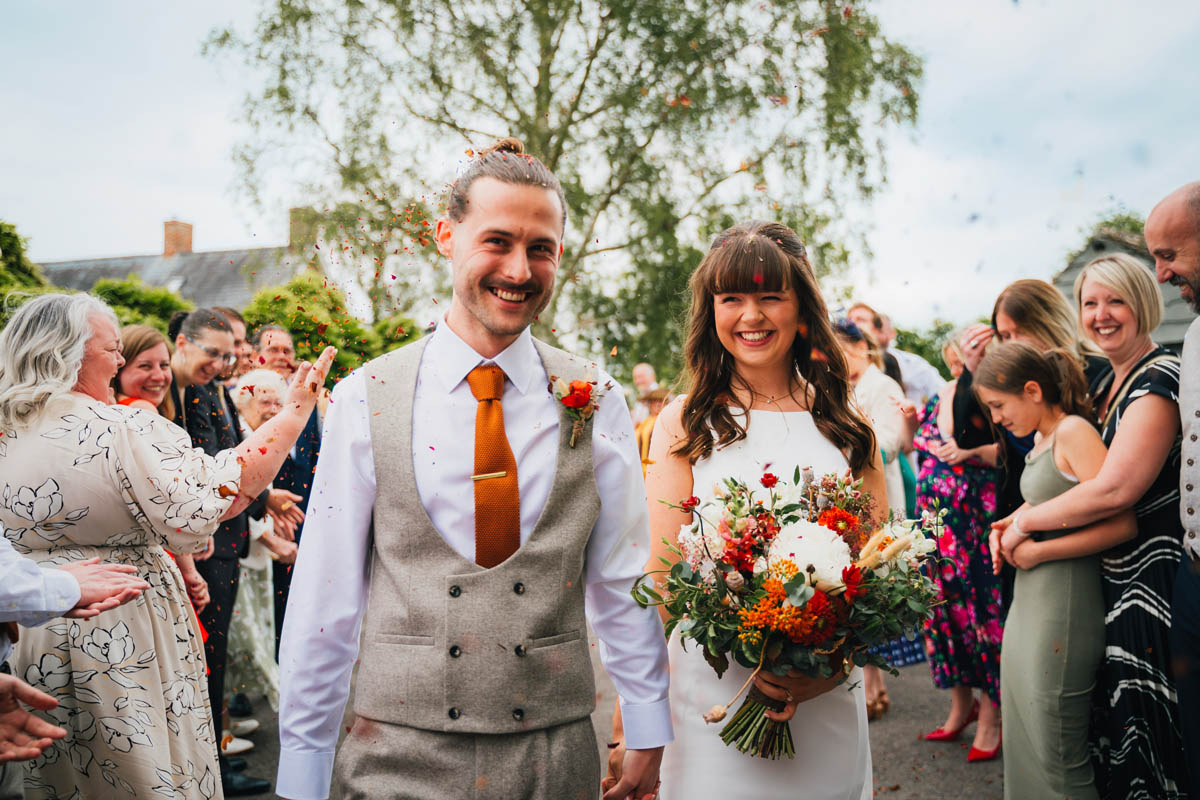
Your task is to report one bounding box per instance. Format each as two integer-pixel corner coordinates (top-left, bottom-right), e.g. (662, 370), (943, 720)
(0, 293), (334, 799)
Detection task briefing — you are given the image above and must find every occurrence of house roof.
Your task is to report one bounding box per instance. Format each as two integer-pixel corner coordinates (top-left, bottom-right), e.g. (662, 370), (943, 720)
(38, 246), (304, 310)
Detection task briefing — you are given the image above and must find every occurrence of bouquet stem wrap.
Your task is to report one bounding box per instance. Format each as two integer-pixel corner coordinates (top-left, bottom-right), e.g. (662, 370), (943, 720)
(719, 685), (795, 759)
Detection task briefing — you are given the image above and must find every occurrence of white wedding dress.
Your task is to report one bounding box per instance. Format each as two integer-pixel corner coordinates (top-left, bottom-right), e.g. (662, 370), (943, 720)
(659, 409), (872, 800)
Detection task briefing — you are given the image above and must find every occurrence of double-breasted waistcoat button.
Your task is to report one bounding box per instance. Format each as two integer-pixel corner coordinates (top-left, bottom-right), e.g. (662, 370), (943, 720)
(1188, 484), (1195, 492)
(1192, 434), (1198, 442)
(449, 645), (462, 658)
(514, 644), (527, 657)
(449, 585), (462, 598)
(1190, 458), (1196, 467)
(448, 707), (461, 720)
(512, 708), (525, 721)
(513, 582), (526, 595)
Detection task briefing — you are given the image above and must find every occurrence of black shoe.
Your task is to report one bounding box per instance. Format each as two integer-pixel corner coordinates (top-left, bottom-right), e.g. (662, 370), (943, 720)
(228, 692), (253, 718)
(227, 757), (248, 773)
(222, 773), (271, 796)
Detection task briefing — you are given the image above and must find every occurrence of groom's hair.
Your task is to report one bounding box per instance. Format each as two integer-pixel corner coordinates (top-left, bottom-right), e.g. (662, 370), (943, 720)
(447, 138), (567, 231)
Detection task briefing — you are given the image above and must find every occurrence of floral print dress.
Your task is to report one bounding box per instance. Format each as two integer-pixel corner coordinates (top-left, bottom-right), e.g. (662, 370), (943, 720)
(913, 394), (1004, 706)
(1, 394), (240, 799)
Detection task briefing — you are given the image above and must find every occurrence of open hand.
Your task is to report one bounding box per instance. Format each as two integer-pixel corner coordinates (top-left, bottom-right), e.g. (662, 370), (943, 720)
(56, 558), (149, 619)
(267, 489), (305, 541)
(284, 347), (337, 418)
(0, 673), (66, 763)
(933, 437), (970, 466)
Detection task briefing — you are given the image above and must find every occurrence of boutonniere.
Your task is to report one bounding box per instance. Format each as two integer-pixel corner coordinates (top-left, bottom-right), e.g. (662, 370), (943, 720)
(549, 376), (610, 447)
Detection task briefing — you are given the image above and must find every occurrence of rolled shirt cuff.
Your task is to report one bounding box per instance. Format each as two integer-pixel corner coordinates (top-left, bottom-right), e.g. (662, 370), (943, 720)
(276, 747), (336, 800)
(618, 696), (674, 750)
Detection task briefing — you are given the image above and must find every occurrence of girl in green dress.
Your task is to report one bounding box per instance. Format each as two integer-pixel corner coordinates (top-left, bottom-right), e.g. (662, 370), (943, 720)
(975, 342), (1136, 800)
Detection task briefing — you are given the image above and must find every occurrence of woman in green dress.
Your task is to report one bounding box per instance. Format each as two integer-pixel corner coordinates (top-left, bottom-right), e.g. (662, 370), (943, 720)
(976, 342), (1136, 799)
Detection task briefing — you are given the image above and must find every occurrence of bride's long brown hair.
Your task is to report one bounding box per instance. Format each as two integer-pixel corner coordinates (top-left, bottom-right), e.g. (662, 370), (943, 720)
(676, 221), (876, 473)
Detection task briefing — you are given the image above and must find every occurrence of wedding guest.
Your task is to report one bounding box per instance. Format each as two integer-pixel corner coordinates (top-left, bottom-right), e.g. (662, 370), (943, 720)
(978, 343), (1136, 798)
(994, 253), (1187, 798)
(226, 370), (297, 717)
(1, 530), (148, 798)
(835, 318), (909, 722)
(941, 336), (965, 379)
(846, 303), (905, 387)
(630, 363), (661, 424)
(1148, 181), (1200, 791)
(248, 325), (318, 657)
(849, 303), (944, 405)
(635, 387), (669, 476)
(168, 308), (300, 795)
(113, 326), (210, 624)
(0, 292), (332, 799)
(912, 330), (1002, 761)
(250, 324), (297, 378)
(213, 307), (255, 383)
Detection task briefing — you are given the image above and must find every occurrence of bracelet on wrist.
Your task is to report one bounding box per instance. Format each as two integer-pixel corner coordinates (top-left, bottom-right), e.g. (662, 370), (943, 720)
(1011, 515), (1032, 539)
(606, 740), (622, 749)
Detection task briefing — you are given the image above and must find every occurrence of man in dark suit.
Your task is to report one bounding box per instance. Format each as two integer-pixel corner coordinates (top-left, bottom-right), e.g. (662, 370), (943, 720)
(176, 376), (273, 796)
(246, 324), (322, 658)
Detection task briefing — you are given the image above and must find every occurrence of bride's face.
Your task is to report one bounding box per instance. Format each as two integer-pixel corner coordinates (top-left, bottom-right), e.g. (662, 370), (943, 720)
(713, 290), (801, 372)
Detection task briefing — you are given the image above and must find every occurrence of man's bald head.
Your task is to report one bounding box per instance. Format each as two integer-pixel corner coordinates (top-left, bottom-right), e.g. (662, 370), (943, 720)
(1147, 181), (1200, 312)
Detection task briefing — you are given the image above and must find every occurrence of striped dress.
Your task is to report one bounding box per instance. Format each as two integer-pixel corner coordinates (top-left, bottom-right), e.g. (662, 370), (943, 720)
(1089, 348), (1189, 800)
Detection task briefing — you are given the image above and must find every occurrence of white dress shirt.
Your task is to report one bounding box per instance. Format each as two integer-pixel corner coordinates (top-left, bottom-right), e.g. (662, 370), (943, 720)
(276, 322), (672, 799)
(888, 347), (945, 407)
(0, 535), (80, 663)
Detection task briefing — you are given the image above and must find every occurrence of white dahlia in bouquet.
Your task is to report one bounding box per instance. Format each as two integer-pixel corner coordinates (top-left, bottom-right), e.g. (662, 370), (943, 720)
(634, 468), (944, 759)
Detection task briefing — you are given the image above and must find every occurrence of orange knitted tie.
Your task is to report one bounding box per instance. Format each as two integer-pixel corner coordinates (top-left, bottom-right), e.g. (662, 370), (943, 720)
(467, 364), (520, 568)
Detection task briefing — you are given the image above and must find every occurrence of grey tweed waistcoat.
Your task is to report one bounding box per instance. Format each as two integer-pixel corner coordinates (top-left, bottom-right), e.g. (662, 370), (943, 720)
(356, 336), (601, 734)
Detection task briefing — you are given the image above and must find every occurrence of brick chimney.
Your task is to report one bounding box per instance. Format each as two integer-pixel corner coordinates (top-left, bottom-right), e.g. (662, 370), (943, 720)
(163, 220), (193, 257)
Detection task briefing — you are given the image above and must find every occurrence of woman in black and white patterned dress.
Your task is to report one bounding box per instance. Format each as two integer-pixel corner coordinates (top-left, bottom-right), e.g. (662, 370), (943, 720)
(993, 253), (1190, 799)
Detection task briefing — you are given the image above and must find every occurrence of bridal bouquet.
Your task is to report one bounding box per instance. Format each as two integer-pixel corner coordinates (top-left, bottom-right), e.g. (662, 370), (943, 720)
(634, 468), (943, 759)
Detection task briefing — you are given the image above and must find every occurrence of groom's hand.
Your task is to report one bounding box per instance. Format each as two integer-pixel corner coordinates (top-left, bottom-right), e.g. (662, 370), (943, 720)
(602, 745), (663, 800)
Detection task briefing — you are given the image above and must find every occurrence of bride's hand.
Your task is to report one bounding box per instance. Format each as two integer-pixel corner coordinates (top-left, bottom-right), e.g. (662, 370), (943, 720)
(754, 666), (846, 722)
(602, 741), (624, 794)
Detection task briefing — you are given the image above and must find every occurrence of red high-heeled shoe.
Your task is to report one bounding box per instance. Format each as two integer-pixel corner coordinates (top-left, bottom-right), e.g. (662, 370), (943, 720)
(967, 742), (1001, 762)
(921, 699), (980, 741)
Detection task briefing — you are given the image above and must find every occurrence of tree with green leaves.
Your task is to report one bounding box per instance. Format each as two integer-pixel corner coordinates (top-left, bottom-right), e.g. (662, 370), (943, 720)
(0, 220), (50, 292)
(207, 0), (922, 382)
(242, 273), (420, 383)
(893, 318), (955, 382)
(91, 276), (193, 333)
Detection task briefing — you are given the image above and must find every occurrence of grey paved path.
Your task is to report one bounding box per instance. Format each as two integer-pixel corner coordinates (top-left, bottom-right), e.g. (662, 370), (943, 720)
(241, 633), (1002, 799)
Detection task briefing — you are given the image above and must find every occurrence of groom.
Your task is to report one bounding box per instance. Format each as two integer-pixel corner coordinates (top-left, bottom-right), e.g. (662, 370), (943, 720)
(276, 139), (672, 800)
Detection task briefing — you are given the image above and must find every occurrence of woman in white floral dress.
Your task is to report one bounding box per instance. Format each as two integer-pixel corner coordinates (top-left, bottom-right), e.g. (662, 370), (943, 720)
(0, 294), (333, 799)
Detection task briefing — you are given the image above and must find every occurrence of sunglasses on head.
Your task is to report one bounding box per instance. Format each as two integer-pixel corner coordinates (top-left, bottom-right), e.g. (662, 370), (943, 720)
(185, 335), (237, 367)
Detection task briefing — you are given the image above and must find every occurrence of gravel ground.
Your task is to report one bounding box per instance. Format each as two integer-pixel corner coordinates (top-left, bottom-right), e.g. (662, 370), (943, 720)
(240, 632), (1002, 799)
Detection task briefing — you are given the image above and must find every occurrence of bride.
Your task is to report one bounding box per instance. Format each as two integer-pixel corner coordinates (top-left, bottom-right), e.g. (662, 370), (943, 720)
(611, 221), (887, 799)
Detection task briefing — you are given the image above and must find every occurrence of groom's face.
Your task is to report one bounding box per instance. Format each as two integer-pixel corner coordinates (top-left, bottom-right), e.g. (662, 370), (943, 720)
(437, 177), (564, 351)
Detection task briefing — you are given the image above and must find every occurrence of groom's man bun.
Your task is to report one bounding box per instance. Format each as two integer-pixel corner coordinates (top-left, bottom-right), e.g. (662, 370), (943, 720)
(447, 136), (567, 230)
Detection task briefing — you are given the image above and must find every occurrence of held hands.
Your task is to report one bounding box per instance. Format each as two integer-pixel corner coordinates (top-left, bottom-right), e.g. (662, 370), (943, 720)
(933, 437), (972, 466)
(283, 347), (337, 418)
(0, 673), (66, 763)
(601, 745), (663, 800)
(56, 558), (150, 619)
(267, 489), (305, 541)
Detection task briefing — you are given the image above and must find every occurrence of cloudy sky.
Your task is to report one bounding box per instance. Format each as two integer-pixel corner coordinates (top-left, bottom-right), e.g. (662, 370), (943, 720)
(3, 1), (1198, 330)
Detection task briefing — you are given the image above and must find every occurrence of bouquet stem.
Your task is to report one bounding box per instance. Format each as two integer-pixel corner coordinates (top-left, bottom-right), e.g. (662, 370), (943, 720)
(718, 685), (795, 759)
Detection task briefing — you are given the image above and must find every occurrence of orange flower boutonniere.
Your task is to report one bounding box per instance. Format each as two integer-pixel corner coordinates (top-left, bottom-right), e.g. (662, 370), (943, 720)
(549, 376), (609, 447)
